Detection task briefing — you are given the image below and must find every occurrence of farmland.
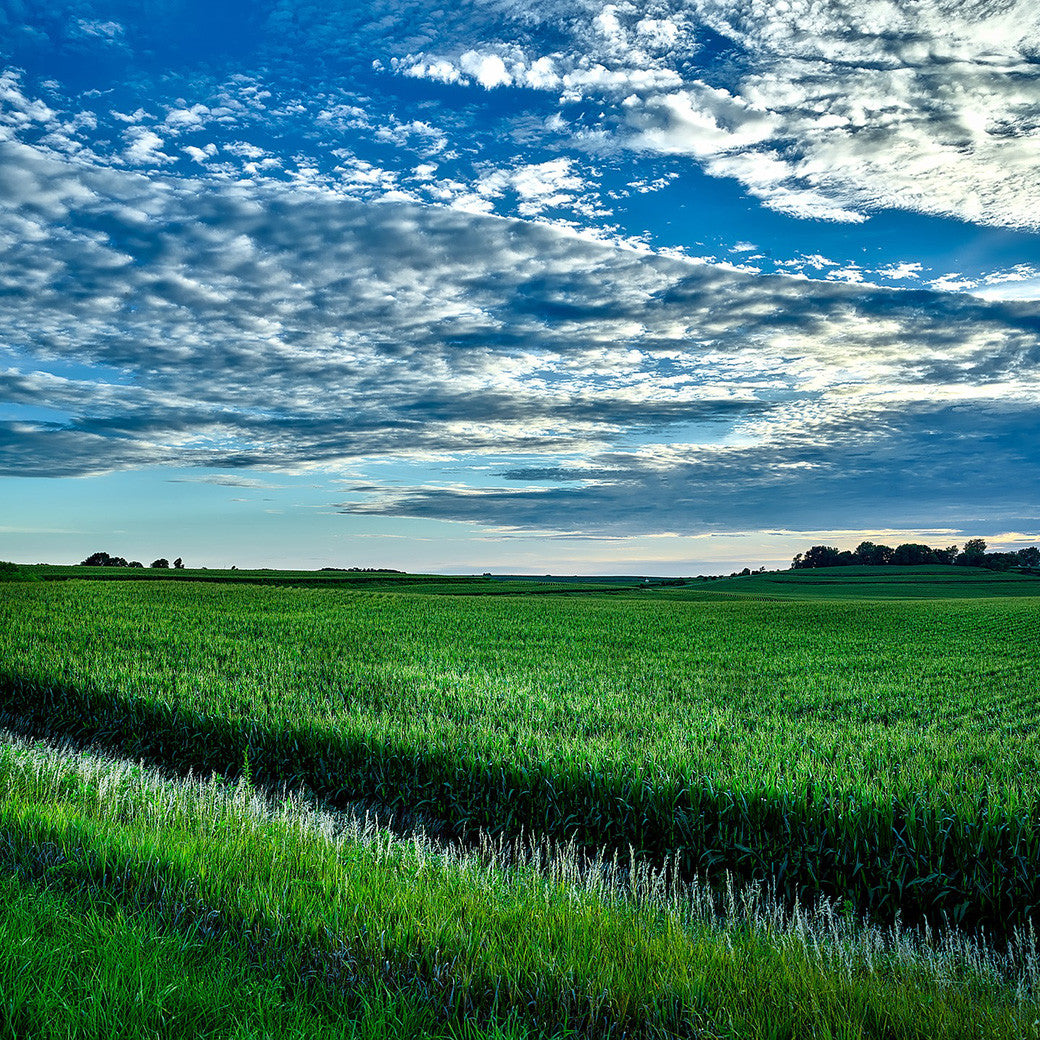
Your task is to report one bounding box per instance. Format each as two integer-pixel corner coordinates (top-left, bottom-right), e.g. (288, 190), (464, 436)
(1, 567), (1039, 1036)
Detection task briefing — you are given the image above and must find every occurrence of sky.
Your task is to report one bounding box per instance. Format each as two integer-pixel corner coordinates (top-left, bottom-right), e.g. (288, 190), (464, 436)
(2, 0), (1040, 573)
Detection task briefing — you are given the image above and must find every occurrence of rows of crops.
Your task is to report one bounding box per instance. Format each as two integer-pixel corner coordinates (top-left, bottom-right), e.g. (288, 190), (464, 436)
(2, 577), (1038, 940)
(0, 732), (1035, 1039)
(30, 564), (640, 596)
(686, 565), (1040, 600)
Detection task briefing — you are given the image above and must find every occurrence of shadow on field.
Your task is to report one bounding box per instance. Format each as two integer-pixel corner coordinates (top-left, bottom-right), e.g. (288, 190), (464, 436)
(2, 670), (1036, 941)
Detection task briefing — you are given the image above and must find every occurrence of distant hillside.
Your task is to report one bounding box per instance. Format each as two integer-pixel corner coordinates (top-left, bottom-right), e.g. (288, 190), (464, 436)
(24, 565), (635, 596)
(666, 565), (1040, 601)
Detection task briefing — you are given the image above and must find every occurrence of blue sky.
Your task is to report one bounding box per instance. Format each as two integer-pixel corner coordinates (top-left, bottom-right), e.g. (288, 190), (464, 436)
(2, 0), (1040, 572)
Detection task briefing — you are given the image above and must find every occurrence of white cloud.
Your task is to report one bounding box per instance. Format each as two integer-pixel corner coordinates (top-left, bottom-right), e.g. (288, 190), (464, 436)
(225, 140), (269, 159)
(929, 274), (979, 293)
(636, 17), (680, 49)
(459, 50), (512, 89)
(474, 158), (593, 217)
(373, 118), (447, 155)
(123, 127), (172, 165)
(184, 143), (218, 164)
(70, 18), (126, 43)
(404, 59), (463, 85)
(640, 0), (1040, 226)
(0, 70), (57, 131)
(2, 3), (1039, 538)
(111, 108), (153, 124)
(1, 134), (1038, 504)
(973, 265), (1040, 301)
(624, 83), (775, 158)
(165, 104), (211, 130)
(386, 0), (1040, 228)
(524, 56), (560, 89)
(876, 262), (923, 281)
(825, 265), (865, 284)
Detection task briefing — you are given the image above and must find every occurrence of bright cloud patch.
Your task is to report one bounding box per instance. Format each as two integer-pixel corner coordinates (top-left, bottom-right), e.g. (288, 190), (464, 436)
(395, 0), (1040, 229)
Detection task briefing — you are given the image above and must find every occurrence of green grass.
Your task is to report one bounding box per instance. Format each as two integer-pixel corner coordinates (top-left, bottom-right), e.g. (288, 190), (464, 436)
(2, 577), (1039, 937)
(0, 734), (1036, 1040)
(0, 876), (513, 1040)
(30, 560), (1040, 600)
(26, 564), (641, 596)
(675, 565), (1040, 600)
(0, 742), (558, 1040)
(29, 564), (504, 590)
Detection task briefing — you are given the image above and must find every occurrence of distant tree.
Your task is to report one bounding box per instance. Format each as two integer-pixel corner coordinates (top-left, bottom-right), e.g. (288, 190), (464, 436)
(128, 561), (144, 568)
(958, 538), (988, 566)
(891, 543), (936, 566)
(80, 551), (129, 567)
(789, 537), (1034, 572)
(150, 558), (169, 569)
(173, 557), (184, 569)
(854, 541), (893, 566)
(794, 545), (843, 569)
(853, 541), (875, 564)
(739, 567), (751, 576)
(982, 552), (1018, 571)
(1017, 546), (1040, 568)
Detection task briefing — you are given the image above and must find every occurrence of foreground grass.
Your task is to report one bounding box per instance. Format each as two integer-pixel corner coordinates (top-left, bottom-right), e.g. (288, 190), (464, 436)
(0, 876), (518, 1040)
(0, 734), (1037, 1040)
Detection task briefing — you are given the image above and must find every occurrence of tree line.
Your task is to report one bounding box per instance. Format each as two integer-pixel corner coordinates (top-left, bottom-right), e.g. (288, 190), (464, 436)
(79, 551), (184, 570)
(792, 539), (1040, 571)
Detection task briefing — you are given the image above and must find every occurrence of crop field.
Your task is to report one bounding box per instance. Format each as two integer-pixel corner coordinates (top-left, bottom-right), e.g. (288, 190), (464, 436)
(4, 733), (1037, 1040)
(27, 564), (644, 596)
(680, 565), (1040, 601)
(1, 568), (1039, 1036)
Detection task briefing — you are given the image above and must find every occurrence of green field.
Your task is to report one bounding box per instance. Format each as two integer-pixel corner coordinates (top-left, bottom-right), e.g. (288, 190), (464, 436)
(2, 565), (1039, 1036)
(30, 560), (1040, 599)
(681, 565), (1040, 600)
(26, 563), (648, 596)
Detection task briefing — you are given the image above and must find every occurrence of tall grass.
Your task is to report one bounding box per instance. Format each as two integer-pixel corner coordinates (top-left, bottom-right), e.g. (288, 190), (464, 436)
(0, 874), (526, 1040)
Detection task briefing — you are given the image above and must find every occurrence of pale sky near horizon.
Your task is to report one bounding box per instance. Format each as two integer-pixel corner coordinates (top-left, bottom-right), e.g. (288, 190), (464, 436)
(3, 0), (1040, 573)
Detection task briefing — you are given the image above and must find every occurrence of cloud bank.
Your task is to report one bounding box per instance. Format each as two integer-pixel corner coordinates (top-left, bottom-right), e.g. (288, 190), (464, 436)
(1, 1), (1039, 546)
(396, 0), (1040, 228)
(2, 133), (1039, 532)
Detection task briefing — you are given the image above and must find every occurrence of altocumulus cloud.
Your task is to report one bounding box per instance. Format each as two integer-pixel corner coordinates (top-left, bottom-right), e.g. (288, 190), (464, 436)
(2, 131), (1040, 533)
(8, 0), (1040, 237)
(397, 0), (1040, 229)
